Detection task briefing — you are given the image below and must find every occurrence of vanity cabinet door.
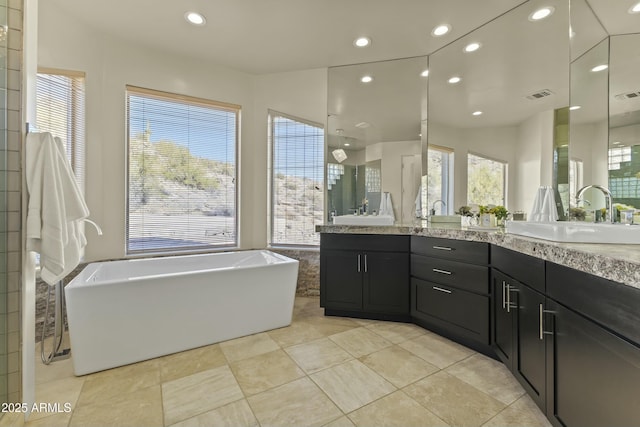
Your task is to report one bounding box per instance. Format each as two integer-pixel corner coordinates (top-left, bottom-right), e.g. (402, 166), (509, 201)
(412, 277), (489, 343)
(363, 251), (410, 314)
(491, 269), (514, 369)
(512, 282), (546, 412)
(320, 250), (363, 311)
(545, 299), (640, 427)
(492, 268), (547, 413)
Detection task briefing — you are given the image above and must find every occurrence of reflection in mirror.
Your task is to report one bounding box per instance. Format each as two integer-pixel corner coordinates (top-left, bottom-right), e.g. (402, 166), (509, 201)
(327, 56), (428, 224)
(428, 0), (569, 219)
(609, 34), (640, 215)
(569, 0), (640, 222)
(569, 37), (609, 220)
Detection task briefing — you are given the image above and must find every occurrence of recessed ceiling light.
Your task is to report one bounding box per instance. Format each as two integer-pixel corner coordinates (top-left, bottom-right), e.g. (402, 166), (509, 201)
(629, 2), (640, 13)
(464, 42), (481, 53)
(529, 6), (554, 21)
(591, 64), (608, 72)
(344, 143), (350, 147)
(361, 75), (373, 83)
(354, 37), (371, 48)
(432, 24), (451, 37)
(355, 122), (371, 129)
(569, 105), (581, 110)
(472, 111), (483, 116)
(448, 76), (461, 84)
(185, 11), (206, 26)
(420, 69), (429, 77)
(613, 141), (622, 145)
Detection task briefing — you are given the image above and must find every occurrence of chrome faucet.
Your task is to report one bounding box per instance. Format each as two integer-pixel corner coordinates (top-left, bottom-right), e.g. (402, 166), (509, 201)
(576, 185), (614, 223)
(431, 199), (446, 216)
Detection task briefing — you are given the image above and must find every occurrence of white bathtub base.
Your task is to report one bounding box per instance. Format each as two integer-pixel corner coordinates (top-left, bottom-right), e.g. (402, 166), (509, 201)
(65, 251), (299, 375)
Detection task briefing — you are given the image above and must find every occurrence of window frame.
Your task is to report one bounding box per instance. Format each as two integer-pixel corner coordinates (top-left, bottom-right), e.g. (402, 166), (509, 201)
(125, 85), (241, 255)
(36, 67), (86, 181)
(426, 144), (454, 215)
(267, 109), (325, 248)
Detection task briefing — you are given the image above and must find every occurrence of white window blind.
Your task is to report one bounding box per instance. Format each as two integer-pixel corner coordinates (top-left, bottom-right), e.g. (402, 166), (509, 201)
(126, 86), (239, 254)
(35, 69), (86, 190)
(269, 111), (324, 246)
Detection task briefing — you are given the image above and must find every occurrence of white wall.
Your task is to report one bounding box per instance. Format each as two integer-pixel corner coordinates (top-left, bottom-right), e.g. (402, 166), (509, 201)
(253, 69), (327, 248)
(514, 110), (555, 213)
(572, 120), (608, 186)
(380, 140), (421, 222)
(38, 2), (327, 260)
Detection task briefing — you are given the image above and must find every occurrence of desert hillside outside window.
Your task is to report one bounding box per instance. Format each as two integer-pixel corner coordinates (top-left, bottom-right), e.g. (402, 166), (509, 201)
(467, 152), (506, 206)
(269, 111), (324, 246)
(126, 86), (239, 254)
(35, 69), (86, 189)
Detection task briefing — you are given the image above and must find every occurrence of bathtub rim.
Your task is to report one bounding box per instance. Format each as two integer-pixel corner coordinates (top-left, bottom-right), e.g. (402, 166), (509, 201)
(67, 249), (299, 288)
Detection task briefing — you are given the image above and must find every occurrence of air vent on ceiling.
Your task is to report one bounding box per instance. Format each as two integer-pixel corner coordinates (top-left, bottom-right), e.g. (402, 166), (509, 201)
(526, 89), (554, 100)
(614, 91), (640, 101)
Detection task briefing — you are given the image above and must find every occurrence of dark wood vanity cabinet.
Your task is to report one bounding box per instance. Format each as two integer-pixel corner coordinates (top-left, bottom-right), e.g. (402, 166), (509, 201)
(493, 247), (640, 427)
(410, 236), (491, 347)
(491, 246), (547, 411)
(544, 262), (640, 427)
(320, 234), (410, 320)
(320, 232), (640, 427)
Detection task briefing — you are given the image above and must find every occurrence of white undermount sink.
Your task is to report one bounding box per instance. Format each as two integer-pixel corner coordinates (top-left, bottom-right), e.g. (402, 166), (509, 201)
(505, 221), (640, 244)
(332, 214), (395, 226)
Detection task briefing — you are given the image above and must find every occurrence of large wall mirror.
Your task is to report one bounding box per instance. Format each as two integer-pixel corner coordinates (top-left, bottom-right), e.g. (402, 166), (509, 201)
(427, 0), (569, 218)
(569, 0), (640, 219)
(327, 56), (428, 224)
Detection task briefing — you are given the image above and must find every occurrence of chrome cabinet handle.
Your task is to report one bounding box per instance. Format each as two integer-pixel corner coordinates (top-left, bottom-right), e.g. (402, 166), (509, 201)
(502, 281), (506, 309)
(432, 268), (452, 275)
(506, 283), (511, 313)
(432, 286), (452, 294)
(357, 254), (361, 272)
(539, 304), (543, 340)
(432, 246), (453, 251)
(364, 254), (368, 273)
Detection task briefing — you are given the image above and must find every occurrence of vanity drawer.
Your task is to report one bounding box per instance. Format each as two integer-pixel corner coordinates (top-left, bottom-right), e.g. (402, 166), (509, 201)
(411, 236), (489, 265)
(546, 261), (640, 346)
(411, 278), (489, 344)
(491, 245), (545, 293)
(321, 233), (409, 252)
(411, 254), (489, 294)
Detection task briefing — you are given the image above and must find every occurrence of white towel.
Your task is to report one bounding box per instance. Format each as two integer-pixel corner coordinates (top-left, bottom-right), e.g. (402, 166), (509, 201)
(414, 187), (422, 218)
(26, 132), (90, 285)
(529, 186), (558, 222)
(381, 193), (395, 221)
(379, 194), (387, 216)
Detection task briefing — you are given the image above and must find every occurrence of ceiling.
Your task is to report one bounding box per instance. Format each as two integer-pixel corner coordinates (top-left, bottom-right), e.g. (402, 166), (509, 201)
(48, 0), (526, 75)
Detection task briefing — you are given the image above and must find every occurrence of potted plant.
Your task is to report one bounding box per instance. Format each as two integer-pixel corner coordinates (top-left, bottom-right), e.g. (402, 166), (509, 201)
(491, 205), (509, 226)
(456, 206), (475, 226)
(478, 205), (496, 227)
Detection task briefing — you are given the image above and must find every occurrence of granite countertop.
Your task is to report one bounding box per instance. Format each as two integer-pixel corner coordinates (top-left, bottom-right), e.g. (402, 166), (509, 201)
(316, 222), (640, 289)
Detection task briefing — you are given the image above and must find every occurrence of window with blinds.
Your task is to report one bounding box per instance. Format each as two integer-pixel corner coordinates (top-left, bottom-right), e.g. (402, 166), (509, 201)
(269, 111), (324, 246)
(126, 86), (239, 254)
(35, 69), (86, 190)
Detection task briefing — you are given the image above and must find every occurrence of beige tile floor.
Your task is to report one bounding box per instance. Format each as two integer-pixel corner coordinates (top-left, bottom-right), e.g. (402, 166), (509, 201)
(20, 297), (551, 427)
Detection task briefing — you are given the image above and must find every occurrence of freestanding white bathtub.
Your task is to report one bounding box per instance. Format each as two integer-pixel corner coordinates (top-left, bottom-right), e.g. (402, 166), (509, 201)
(65, 250), (299, 375)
